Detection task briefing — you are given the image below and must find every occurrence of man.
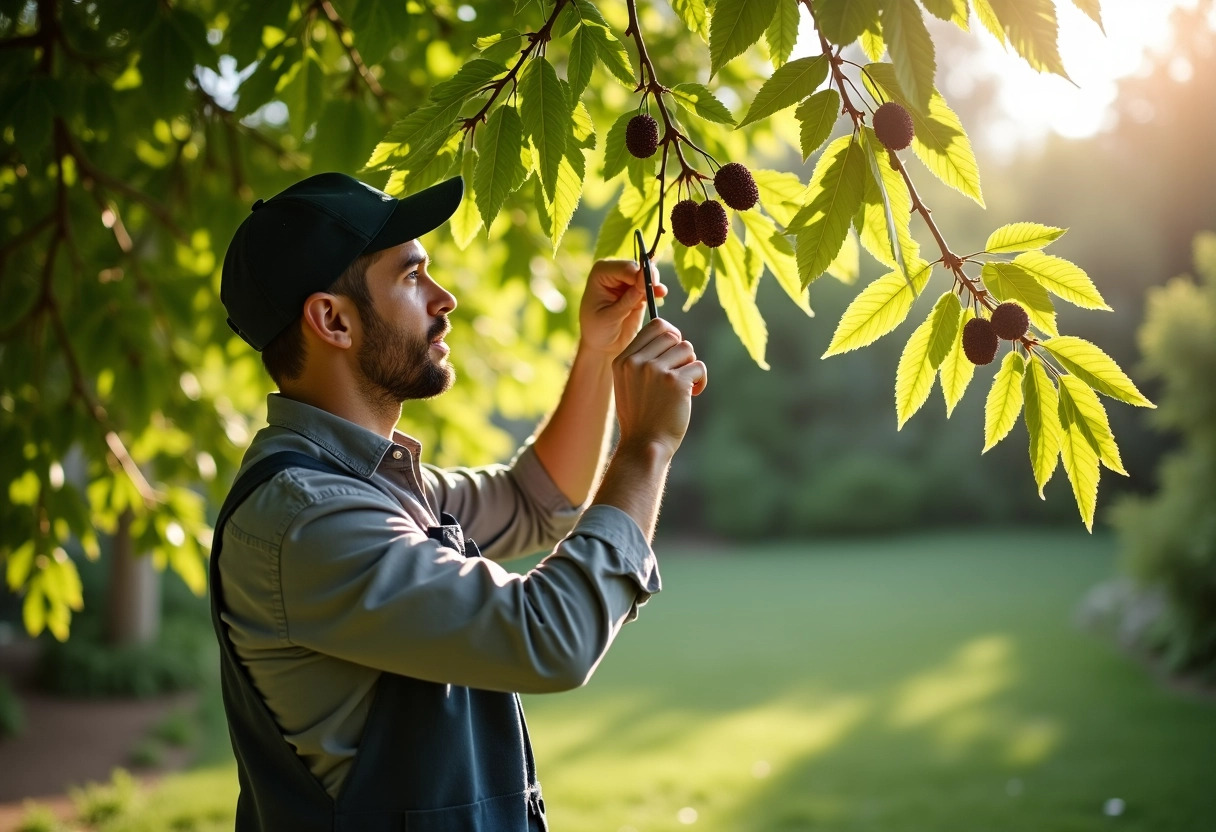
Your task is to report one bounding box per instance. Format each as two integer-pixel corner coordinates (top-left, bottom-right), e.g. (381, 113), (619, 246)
(214, 172), (706, 830)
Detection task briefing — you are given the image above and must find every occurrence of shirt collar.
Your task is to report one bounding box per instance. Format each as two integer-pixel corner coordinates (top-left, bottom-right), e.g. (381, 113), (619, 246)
(265, 393), (422, 478)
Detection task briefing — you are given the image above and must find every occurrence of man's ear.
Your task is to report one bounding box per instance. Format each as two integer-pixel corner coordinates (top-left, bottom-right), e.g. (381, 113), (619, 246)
(301, 292), (356, 349)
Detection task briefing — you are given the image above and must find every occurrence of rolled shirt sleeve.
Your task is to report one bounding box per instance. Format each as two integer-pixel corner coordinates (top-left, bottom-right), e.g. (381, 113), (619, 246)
(275, 468), (660, 694)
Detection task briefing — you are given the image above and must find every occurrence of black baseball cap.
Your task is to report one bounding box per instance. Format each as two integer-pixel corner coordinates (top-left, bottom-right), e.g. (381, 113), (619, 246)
(221, 173), (464, 350)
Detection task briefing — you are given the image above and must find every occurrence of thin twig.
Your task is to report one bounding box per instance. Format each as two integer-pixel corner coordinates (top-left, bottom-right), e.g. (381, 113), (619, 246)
(316, 0), (386, 99)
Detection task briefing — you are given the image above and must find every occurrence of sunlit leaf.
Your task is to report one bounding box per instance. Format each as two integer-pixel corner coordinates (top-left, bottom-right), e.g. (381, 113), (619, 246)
(567, 26), (596, 102)
(926, 291), (962, 369)
(520, 57), (570, 201)
(449, 148), (483, 249)
(795, 89), (840, 160)
(1013, 251), (1111, 311)
(765, 0), (801, 68)
(860, 18), (886, 60)
(672, 0), (710, 41)
(673, 241), (711, 309)
(473, 105), (527, 228)
(816, 0), (880, 46)
(1023, 354), (1061, 497)
(670, 83), (737, 125)
(715, 233), (770, 369)
(1057, 379), (1101, 531)
(940, 307), (977, 417)
(1058, 375), (1126, 474)
(364, 98), (462, 172)
(857, 126), (914, 281)
(601, 111), (634, 181)
(982, 262), (1057, 336)
(429, 59), (505, 104)
(826, 231), (861, 285)
(971, 0), (1006, 44)
(919, 0), (969, 29)
(539, 144), (586, 251)
(896, 292), (954, 429)
(585, 24), (635, 87)
(754, 169), (808, 228)
(986, 0), (1070, 78)
(1039, 336), (1155, 408)
(739, 56), (829, 127)
(740, 210), (812, 316)
(984, 351), (1026, 451)
(1071, 0), (1105, 33)
(880, 0), (936, 112)
(984, 222), (1066, 253)
(823, 259), (931, 357)
(709, 0), (779, 76)
(791, 135), (868, 287)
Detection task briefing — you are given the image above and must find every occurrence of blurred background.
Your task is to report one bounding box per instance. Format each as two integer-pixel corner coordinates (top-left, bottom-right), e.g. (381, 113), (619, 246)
(1, 0), (1214, 829)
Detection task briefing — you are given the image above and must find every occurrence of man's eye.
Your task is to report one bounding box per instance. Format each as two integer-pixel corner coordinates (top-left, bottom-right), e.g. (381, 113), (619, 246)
(407, 270), (419, 280)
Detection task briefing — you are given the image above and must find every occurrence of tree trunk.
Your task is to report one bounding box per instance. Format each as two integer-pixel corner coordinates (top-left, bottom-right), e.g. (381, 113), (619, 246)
(105, 509), (161, 646)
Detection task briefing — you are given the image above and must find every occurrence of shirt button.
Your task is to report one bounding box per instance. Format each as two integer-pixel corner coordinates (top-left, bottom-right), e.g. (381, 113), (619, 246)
(392, 450), (403, 460)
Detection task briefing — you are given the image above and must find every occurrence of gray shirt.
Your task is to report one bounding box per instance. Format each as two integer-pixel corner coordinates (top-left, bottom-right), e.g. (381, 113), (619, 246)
(218, 394), (660, 797)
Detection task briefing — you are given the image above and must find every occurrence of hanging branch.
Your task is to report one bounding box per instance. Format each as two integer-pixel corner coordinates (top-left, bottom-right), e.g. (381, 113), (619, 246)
(315, 0), (386, 99)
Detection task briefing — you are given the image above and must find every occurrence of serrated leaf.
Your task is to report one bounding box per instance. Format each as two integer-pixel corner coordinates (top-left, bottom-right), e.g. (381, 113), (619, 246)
(792, 135), (868, 287)
(1057, 380), (1101, 531)
(860, 19), (886, 60)
(450, 148), (483, 249)
(826, 231), (861, 284)
(765, 0), (801, 68)
(985, 222), (1066, 253)
(823, 260), (931, 356)
(570, 99), (596, 149)
(881, 0), (936, 112)
(477, 30), (525, 65)
(715, 233), (770, 369)
(586, 24), (635, 87)
(521, 57), (570, 201)
(595, 204), (633, 259)
(982, 262), (1057, 335)
(364, 99), (463, 172)
(984, 351), (1026, 451)
(1023, 355), (1061, 497)
(672, 0), (710, 40)
(1058, 375), (1126, 474)
(618, 177), (662, 245)
(1071, 0), (1105, 33)
(741, 210), (812, 316)
(816, 0), (880, 46)
(430, 59), (505, 104)
(540, 144), (586, 251)
(1039, 336), (1155, 408)
(709, 0), (779, 76)
(895, 296), (949, 428)
(926, 291), (962, 369)
(673, 241), (711, 309)
(739, 56), (829, 127)
(670, 83), (736, 125)
(1013, 251), (1111, 311)
(940, 307), (977, 416)
(754, 169), (807, 228)
(919, 0), (969, 29)
(601, 111), (634, 181)
(795, 89), (840, 160)
(986, 0), (1070, 78)
(567, 27), (596, 102)
(971, 0), (1006, 44)
(863, 63), (984, 207)
(857, 126), (914, 282)
(474, 105), (527, 228)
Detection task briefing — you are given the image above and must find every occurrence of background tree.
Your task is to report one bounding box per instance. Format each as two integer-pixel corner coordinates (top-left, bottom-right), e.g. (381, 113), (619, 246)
(1, 0), (1151, 640)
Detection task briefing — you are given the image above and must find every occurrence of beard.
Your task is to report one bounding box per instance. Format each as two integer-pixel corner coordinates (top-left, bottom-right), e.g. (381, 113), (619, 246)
(355, 304), (454, 404)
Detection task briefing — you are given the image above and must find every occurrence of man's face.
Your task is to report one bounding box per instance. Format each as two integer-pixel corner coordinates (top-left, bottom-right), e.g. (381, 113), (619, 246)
(351, 240), (458, 403)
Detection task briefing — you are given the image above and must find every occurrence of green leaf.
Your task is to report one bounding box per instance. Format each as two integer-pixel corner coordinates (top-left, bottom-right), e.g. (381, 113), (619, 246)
(895, 293), (953, 429)
(880, 0), (936, 112)
(986, 0), (1070, 78)
(984, 351), (1026, 451)
(521, 57), (570, 201)
(753, 169), (807, 228)
(765, 0), (802, 68)
(474, 105), (527, 228)
(860, 19), (886, 60)
(673, 241), (711, 309)
(670, 83), (737, 126)
(476, 30), (525, 65)
(672, 0), (710, 41)
(1058, 375), (1126, 475)
(863, 63), (984, 207)
(984, 222), (1066, 253)
(823, 260), (931, 356)
(715, 233), (770, 369)
(795, 89), (840, 160)
(1071, 0), (1105, 33)
(826, 231), (861, 285)
(741, 210), (812, 316)
(1023, 354), (1061, 498)
(539, 144), (586, 251)
(919, 0), (969, 29)
(449, 148), (483, 249)
(568, 27), (596, 102)
(709, 0), (779, 76)
(430, 59), (505, 104)
(1057, 379), (1101, 531)
(857, 126), (915, 282)
(601, 111), (634, 182)
(350, 0), (412, 65)
(940, 307), (977, 417)
(618, 176), (662, 243)
(585, 24), (635, 87)
(283, 51), (325, 138)
(926, 291), (962, 369)
(1012, 251), (1111, 311)
(971, 0), (1006, 45)
(364, 99), (463, 171)
(792, 135), (868, 287)
(739, 56), (829, 128)
(815, 0), (880, 46)
(595, 204), (634, 259)
(1039, 336), (1155, 408)
(982, 262), (1057, 335)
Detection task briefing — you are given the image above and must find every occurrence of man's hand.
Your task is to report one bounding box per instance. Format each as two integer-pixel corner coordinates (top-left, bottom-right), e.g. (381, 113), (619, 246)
(579, 258), (668, 357)
(612, 319), (708, 460)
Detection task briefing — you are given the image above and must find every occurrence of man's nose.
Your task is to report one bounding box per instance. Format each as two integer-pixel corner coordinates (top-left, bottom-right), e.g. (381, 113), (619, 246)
(429, 280), (457, 316)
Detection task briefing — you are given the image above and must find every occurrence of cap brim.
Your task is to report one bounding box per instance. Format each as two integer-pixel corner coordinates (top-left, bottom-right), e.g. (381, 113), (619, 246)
(367, 176), (465, 253)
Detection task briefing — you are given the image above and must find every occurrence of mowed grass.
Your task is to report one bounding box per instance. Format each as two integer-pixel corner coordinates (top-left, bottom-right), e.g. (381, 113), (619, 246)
(40, 530), (1216, 831)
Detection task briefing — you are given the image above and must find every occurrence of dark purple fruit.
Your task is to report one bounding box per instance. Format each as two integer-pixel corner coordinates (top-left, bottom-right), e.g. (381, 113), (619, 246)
(873, 101), (915, 151)
(990, 301), (1030, 341)
(713, 162), (759, 211)
(625, 113), (659, 159)
(962, 317), (1000, 366)
(695, 199), (729, 248)
(671, 199), (700, 247)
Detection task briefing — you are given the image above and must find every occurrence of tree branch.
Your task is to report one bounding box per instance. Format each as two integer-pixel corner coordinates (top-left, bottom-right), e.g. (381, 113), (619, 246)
(315, 0), (386, 99)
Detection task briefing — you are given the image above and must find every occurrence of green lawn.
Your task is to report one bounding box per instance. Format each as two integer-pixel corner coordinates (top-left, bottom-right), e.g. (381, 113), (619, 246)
(31, 530), (1216, 831)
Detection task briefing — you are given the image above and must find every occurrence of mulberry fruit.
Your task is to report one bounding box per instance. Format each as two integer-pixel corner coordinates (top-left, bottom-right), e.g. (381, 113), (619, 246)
(695, 199), (729, 248)
(625, 113), (659, 159)
(990, 301), (1030, 341)
(873, 101), (915, 151)
(671, 199), (700, 247)
(713, 162), (759, 211)
(962, 317), (1000, 366)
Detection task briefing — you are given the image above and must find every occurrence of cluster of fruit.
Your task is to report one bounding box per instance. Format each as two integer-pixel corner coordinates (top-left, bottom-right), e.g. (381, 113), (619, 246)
(962, 302), (1029, 365)
(625, 113), (759, 249)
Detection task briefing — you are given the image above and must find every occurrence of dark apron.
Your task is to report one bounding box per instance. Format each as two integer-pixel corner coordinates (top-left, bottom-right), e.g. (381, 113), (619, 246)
(209, 450), (548, 831)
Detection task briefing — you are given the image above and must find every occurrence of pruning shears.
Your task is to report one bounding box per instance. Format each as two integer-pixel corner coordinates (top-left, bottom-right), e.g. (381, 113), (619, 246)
(633, 229), (659, 322)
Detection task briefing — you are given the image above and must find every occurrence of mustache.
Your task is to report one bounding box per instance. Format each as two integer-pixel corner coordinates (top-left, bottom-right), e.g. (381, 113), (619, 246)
(428, 316), (450, 342)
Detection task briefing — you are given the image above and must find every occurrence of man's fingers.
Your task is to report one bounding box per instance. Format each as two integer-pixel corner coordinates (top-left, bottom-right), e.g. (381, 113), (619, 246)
(617, 319), (682, 360)
(677, 360), (708, 396)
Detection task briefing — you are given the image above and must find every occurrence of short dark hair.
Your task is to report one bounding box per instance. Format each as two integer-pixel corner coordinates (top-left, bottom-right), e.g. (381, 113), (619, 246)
(260, 250), (381, 386)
